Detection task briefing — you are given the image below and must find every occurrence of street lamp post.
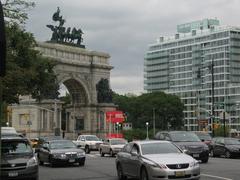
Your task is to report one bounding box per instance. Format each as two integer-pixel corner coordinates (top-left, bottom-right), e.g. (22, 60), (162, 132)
(116, 122), (119, 138)
(153, 108), (156, 136)
(146, 122), (149, 140)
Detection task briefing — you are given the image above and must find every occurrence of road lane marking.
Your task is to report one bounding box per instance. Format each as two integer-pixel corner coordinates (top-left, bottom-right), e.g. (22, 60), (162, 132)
(202, 173), (233, 180)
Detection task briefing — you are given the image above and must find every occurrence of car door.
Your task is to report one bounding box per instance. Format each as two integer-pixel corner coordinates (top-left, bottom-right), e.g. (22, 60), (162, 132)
(39, 142), (50, 162)
(214, 138), (224, 156)
(120, 143), (133, 175)
(127, 144), (141, 177)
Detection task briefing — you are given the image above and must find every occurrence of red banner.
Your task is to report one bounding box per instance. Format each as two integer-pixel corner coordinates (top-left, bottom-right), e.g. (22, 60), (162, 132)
(106, 111), (125, 123)
(106, 133), (123, 138)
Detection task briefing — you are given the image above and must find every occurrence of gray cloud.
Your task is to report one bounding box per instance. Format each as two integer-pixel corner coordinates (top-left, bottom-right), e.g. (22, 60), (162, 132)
(26, 0), (240, 94)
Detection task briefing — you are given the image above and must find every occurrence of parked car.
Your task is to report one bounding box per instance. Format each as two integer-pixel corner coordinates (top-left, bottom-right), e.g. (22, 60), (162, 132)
(1, 134), (39, 180)
(194, 131), (212, 148)
(210, 137), (240, 158)
(38, 139), (86, 167)
(73, 134), (103, 154)
(116, 140), (200, 180)
(34, 136), (63, 152)
(155, 131), (209, 163)
(99, 138), (127, 157)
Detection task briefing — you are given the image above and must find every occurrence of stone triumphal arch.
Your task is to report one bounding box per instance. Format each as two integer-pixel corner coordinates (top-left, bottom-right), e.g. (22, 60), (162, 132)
(36, 42), (116, 138)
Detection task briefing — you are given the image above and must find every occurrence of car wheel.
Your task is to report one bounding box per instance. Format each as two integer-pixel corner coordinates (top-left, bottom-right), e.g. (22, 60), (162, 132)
(79, 161), (85, 166)
(100, 149), (104, 157)
(201, 157), (209, 163)
(85, 145), (90, 154)
(117, 164), (127, 180)
(210, 149), (216, 157)
(140, 167), (149, 180)
(225, 150), (231, 158)
(110, 149), (114, 157)
(39, 160), (44, 165)
(49, 157), (55, 167)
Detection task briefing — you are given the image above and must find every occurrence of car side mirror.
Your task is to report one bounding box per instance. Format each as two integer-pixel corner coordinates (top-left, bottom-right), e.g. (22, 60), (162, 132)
(77, 145), (81, 148)
(182, 149), (188, 154)
(201, 139), (205, 142)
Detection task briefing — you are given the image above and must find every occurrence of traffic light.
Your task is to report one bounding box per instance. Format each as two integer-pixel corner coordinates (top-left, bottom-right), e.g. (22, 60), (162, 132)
(0, 1), (6, 77)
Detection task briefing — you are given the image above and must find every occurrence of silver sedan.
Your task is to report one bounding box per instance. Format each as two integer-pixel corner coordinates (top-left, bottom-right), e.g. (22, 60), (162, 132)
(115, 140), (200, 180)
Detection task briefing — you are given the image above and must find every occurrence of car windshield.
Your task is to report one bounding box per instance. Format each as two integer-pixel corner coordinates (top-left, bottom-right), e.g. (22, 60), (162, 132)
(1, 141), (32, 155)
(85, 136), (99, 141)
(141, 142), (182, 155)
(110, 139), (127, 145)
(170, 132), (201, 142)
(195, 133), (212, 141)
(50, 140), (76, 149)
(225, 138), (240, 145)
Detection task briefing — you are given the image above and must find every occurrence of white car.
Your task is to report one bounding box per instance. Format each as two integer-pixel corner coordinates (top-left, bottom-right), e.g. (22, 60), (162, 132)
(116, 140), (200, 180)
(73, 135), (103, 154)
(99, 138), (127, 157)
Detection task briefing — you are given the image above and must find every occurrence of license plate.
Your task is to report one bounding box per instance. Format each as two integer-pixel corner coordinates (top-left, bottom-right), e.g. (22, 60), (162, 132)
(9, 172), (18, 177)
(69, 159), (75, 163)
(175, 171), (185, 177)
(193, 154), (199, 157)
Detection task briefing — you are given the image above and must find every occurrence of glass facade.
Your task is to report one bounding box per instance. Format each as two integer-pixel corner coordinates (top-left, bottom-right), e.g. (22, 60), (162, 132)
(144, 19), (240, 132)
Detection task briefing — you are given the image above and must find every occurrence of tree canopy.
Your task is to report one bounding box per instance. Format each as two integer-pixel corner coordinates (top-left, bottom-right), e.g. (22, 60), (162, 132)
(113, 92), (184, 131)
(1, 0), (59, 104)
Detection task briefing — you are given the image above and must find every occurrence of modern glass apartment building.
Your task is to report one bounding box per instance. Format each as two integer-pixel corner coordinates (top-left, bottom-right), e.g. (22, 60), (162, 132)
(144, 19), (240, 132)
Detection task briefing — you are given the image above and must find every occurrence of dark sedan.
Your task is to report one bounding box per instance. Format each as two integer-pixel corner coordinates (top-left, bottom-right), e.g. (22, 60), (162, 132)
(210, 137), (240, 158)
(155, 131), (209, 163)
(38, 140), (86, 167)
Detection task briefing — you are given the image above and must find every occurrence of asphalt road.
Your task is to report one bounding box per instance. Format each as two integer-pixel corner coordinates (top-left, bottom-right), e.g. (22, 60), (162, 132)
(39, 152), (240, 180)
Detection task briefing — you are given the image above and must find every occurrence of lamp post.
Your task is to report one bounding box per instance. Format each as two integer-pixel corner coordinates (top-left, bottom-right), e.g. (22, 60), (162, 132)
(146, 122), (149, 140)
(153, 108), (156, 136)
(210, 58), (215, 137)
(116, 122), (119, 138)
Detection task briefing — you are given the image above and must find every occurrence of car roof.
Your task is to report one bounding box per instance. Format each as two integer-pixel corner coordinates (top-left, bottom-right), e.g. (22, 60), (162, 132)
(132, 140), (172, 145)
(1, 135), (29, 141)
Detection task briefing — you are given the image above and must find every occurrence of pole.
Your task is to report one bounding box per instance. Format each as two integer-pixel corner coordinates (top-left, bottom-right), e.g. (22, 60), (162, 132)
(146, 122), (149, 140)
(223, 111), (226, 137)
(153, 108), (155, 136)
(211, 58), (215, 137)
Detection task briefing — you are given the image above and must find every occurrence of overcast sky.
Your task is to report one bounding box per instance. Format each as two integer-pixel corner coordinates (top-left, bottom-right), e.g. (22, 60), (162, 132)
(25, 0), (240, 95)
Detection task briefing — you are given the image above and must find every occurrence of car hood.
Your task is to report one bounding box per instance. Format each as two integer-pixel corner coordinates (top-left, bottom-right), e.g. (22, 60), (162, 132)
(50, 148), (84, 154)
(111, 144), (125, 148)
(1, 154), (32, 165)
(143, 153), (194, 164)
(174, 141), (205, 147)
(226, 144), (240, 148)
(87, 141), (102, 144)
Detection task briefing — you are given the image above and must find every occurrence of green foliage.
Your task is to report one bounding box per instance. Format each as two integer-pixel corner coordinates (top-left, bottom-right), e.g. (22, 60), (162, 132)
(214, 125), (230, 137)
(113, 92), (184, 133)
(2, 0), (35, 24)
(1, 23), (59, 104)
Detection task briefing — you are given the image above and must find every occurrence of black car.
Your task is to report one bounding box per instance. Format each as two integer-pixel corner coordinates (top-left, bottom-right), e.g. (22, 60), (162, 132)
(210, 137), (240, 158)
(1, 135), (39, 180)
(155, 131), (209, 163)
(38, 139), (86, 167)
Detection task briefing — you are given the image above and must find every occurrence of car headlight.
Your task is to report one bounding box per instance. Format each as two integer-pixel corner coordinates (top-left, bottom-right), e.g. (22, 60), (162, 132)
(52, 153), (67, 159)
(189, 161), (199, 167)
(203, 145), (209, 151)
(27, 156), (38, 167)
(77, 152), (85, 157)
(228, 147), (239, 152)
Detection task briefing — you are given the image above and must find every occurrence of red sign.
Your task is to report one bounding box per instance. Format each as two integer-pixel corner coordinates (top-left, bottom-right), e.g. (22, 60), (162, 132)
(106, 133), (123, 138)
(106, 111), (125, 123)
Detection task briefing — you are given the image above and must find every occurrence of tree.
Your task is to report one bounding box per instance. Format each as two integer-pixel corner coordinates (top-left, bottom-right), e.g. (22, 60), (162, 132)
(2, 0), (35, 24)
(113, 92), (184, 131)
(2, 23), (59, 104)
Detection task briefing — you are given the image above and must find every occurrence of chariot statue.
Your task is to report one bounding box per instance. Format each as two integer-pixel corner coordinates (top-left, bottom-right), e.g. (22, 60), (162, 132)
(46, 7), (85, 48)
